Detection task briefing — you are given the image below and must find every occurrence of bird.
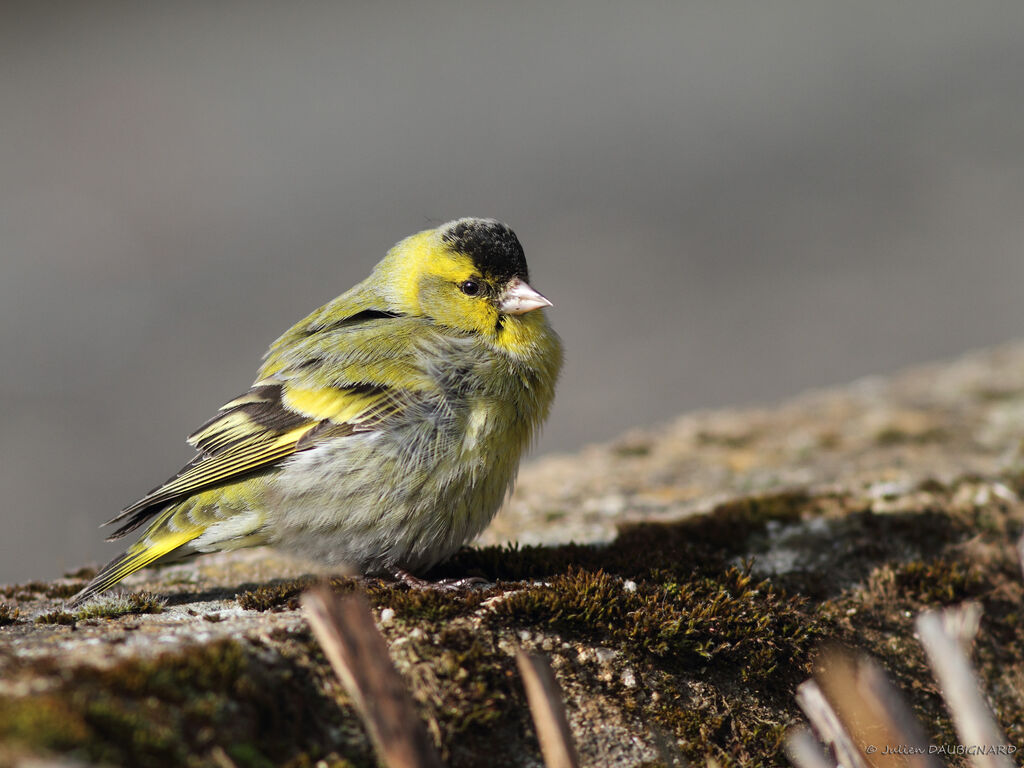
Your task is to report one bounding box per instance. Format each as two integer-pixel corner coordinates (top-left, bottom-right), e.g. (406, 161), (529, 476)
(71, 218), (562, 605)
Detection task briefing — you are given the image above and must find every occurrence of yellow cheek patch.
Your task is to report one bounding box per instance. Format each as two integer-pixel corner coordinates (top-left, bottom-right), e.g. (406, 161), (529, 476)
(463, 301), (500, 334)
(391, 230), (478, 307)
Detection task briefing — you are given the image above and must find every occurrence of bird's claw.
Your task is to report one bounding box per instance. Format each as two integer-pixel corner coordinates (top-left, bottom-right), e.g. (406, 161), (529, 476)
(392, 569), (492, 592)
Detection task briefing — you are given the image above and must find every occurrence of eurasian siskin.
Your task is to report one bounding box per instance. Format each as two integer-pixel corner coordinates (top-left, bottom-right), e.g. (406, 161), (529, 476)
(72, 218), (561, 605)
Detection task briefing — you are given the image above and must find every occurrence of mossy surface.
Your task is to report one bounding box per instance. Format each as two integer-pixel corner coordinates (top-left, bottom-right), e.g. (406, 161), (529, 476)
(1, 483), (1022, 767)
(0, 602), (19, 626)
(30, 591), (167, 625)
(34, 610), (76, 625)
(0, 638), (371, 768)
(237, 576), (322, 611)
(216, 486), (1019, 766)
(74, 591), (166, 620)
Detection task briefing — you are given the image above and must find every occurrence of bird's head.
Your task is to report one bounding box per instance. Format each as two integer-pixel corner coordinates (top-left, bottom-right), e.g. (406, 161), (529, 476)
(380, 218), (553, 348)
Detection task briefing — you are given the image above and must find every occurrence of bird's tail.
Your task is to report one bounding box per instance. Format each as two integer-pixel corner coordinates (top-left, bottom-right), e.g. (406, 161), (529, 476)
(70, 510), (202, 607)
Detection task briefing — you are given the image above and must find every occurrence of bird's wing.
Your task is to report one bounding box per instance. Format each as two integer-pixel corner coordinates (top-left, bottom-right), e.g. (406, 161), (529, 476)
(103, 311), (435, 540)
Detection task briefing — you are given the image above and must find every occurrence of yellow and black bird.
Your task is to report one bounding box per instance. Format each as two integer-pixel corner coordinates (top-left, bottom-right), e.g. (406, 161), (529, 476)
(72, 218), (562, 605)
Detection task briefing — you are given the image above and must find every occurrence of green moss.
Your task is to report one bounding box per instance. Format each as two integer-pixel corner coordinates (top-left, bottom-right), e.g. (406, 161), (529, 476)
(401, 625), (527, 766)
(1, 581), (44, 598)
(236, 576), (319, 611)
(35, 610), (76, 625)
(74, 592), (165, 620)
(237, 574), (494, 623)
(874, 426), (949, 445)
(873, 558), (986, 605)
(0, 695), (93, 751)
(710, 490), (812, 527)
(639, 692), (791, 768)
(490, 566), (817, 683)
(369, 582), (496, 623)
(0, 638), (372, 767)
(0, 602), (19, 626)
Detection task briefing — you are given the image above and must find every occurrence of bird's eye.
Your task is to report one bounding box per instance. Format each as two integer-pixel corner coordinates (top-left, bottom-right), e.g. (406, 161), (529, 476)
(459, 279), (482, 297)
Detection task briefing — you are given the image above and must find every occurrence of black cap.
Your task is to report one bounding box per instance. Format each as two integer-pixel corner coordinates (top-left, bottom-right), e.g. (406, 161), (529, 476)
(441, 218), (529, 284)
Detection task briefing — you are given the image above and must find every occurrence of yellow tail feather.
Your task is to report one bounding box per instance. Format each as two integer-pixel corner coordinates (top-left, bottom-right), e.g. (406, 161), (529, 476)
(71, 527), (200, 607)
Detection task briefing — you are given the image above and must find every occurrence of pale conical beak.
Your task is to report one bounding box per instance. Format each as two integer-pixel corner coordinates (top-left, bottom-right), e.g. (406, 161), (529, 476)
(499, 278), (553, 315)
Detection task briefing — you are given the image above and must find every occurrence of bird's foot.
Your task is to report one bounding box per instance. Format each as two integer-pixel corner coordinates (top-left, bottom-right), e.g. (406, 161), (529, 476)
(392, 569), (491, 592)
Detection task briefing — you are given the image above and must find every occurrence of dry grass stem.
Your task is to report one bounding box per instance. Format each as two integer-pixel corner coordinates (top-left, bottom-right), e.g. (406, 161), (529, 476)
(516, 651), (580, 768)
(303, 586), (442, 768)
(815, 649), (941, 768)
(915, 605), (1012, 768)
(795, 679), (869, 768)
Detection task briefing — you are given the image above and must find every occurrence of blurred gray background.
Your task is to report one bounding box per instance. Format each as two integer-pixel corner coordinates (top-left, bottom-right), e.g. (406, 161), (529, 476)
(3, 1), (1024, 582)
